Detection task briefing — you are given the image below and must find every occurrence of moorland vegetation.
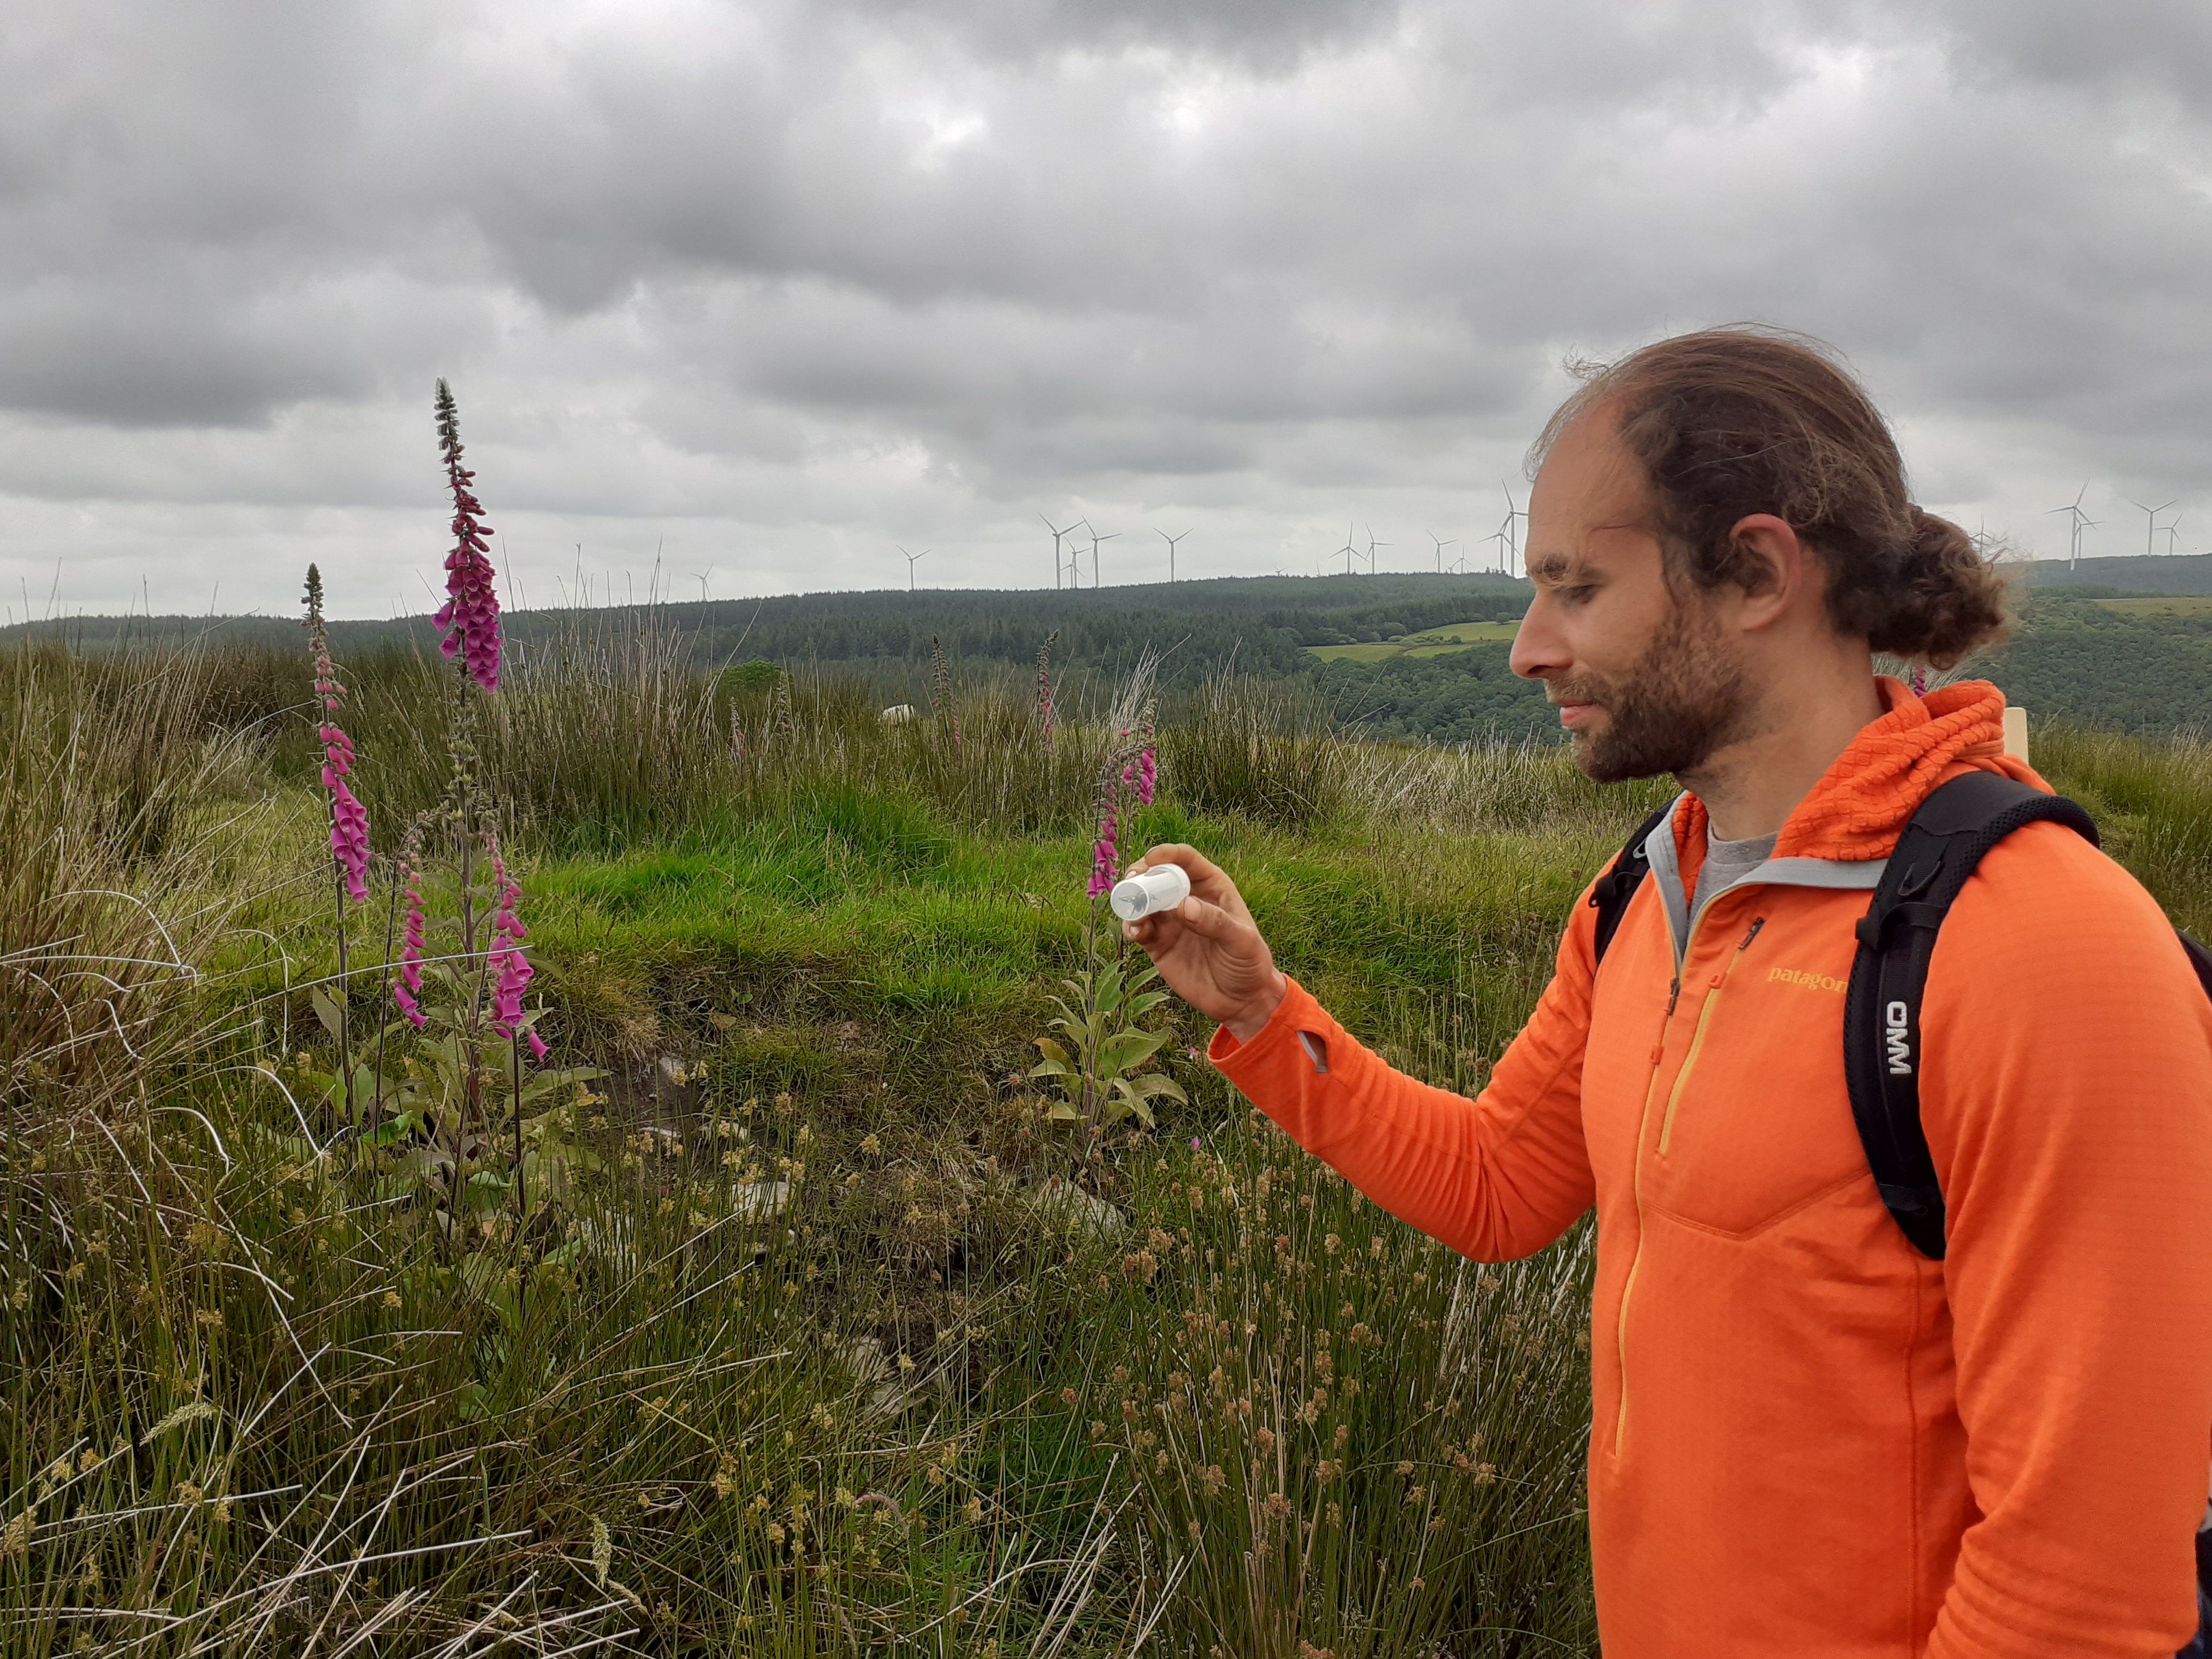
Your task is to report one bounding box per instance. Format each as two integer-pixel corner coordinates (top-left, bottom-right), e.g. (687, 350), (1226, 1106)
(5, 595), (2210, 1655)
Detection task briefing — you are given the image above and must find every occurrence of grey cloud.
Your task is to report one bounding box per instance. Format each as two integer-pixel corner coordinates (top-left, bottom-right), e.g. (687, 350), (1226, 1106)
(839, 0), (1407, 70)
(1911, 0), (2212, 109)
(5, 0), (2212, 615)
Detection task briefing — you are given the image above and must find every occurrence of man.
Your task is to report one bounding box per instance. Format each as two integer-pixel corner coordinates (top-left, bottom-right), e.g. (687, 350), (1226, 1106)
(1121, 328), (2212, 1656)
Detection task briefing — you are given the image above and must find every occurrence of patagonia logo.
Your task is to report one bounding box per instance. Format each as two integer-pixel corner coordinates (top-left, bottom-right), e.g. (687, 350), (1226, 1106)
(1885, 1000), (1913, 1076)
(1767, 966), (1847, 992)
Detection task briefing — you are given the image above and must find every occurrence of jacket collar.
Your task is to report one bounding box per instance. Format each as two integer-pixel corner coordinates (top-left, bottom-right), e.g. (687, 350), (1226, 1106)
(1640, 678), (2041, 965)
(1673, 676), (2024, 868)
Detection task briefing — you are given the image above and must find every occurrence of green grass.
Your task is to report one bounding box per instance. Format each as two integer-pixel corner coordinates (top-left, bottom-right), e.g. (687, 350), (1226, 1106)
(6, 629), (2207, 1656)
(2092, 596), (2212, 617)
(1307, 622), (1520, 664)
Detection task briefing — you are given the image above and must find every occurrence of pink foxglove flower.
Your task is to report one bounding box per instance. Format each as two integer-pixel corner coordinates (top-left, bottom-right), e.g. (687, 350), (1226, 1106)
(1137, 745), (1157, 807)
(1087, 804), (1119, 897)
(432, 379), (503, 693)
(303, 565), (370, 902)
(392, 846), (428, 1028)
(484, 836), (546, 1058)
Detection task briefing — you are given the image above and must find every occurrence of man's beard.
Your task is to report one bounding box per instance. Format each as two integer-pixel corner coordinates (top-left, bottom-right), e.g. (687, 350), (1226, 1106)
(1554, 598), (1752, 784)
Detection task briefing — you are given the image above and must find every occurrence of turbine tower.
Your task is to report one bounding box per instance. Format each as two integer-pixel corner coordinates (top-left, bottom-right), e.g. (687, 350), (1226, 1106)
(899, 545), (930, 592)
(2129, 498), (2178, 559)
(1157, 527), (1192, 583)
(1087, 526), (1119, 589)
(1363, 525), (1391, 575)
(1336, 523), (1359, 576)
(2045, 485), (2097, 572)
(1498, 482), (1528, 578)
(1042, 514), (1081, 591)
(1428, 531), (1458, 573)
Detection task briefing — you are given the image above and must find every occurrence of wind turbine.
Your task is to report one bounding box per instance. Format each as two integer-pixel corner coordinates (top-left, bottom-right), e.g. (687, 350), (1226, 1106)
(2165, 513), (2186, 556)
(1486, 525), (1512, 574)
(2046, 485), (2097, 571)
(1363, 525), (1391, 575)
(1042, 514), (1082, 591)
(1335, 523), (1359, 576)
(1157, 527), (1192, 583)
(1499, 482), (1528, 578)
(1428, 532), (1458, 573)
(2130, 498), (2178, 559)
(899, 545), (930, 592)
(1087, 526), (1119, 588)
(1068, 519), (1092, 587)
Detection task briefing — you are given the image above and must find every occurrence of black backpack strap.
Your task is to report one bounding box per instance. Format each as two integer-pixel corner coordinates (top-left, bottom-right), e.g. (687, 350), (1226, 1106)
(1843, 772), (2102, 1259)
(2179, 931), (2212, 1002)
(1589, 798), (1678, 969)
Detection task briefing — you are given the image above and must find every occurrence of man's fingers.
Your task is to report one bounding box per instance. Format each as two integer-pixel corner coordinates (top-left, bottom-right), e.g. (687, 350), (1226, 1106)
(1130, 843), (1252, 923)
(1131, 843), (1224, 891)
(1171, 894), (1249, 945)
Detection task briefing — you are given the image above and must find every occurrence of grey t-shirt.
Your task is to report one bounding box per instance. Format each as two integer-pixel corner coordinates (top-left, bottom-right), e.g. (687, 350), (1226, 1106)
(1691, 826), (1778, 918)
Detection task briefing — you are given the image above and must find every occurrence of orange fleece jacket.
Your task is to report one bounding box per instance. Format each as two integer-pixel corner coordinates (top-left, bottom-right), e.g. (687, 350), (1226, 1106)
(1211, 680), (2212, 1657)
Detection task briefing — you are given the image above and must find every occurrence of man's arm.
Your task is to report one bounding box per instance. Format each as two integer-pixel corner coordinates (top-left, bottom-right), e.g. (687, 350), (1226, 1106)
(1124, 839), (1600, 1263)
(1923, 822), (2212, 1658)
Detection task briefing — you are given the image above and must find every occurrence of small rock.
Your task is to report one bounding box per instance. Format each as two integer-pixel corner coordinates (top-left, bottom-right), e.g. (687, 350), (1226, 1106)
(1032, 1178), (1127, 1237)
(731, 1181), (793, 1222)
(840, 1335), (910, 1419)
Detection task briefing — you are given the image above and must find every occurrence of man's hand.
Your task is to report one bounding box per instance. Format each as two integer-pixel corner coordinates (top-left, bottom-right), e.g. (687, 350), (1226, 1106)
(1119, 845), (1287, 1043)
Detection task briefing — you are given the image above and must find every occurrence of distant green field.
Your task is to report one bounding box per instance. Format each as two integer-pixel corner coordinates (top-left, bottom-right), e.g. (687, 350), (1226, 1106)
(1309, 618), (1520, 662)
(2095, 596), (2212, 618)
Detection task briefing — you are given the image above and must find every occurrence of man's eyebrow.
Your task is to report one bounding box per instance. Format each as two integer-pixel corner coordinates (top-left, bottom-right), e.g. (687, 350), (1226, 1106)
(1526, 550), (1581, 585)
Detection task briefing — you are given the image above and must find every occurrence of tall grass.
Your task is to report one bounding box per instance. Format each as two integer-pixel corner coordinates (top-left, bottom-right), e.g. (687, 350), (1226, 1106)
(2035, 722), (2212, 938)
(331, 621), (1145, 851)
(2, 1040), (1594, 1654)
(8, 630), (2208, 1655)
(0, 645), (302, 1128)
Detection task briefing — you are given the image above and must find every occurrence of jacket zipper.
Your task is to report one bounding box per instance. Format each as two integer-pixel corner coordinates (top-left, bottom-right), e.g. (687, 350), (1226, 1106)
(1658, 918), (1765, 1156)
(1613, 969), (1681, 1455)
(1612, 915), (1763, 1456)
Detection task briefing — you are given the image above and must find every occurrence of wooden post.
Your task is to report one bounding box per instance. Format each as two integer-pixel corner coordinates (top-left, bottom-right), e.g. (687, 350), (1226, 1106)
(2002, 706), (2029, 764)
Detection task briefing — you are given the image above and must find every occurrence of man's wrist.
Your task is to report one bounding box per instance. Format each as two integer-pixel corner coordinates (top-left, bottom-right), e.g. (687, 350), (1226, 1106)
(1223, 972), (1289, 1044)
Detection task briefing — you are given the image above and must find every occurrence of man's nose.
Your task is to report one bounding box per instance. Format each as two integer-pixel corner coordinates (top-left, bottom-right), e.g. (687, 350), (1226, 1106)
(1509, 593), (1568, 682)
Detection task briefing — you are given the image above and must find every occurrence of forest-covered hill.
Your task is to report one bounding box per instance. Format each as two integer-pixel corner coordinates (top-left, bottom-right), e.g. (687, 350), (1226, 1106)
(1314, 594), (2212, 743)
(11, 557), (2211, 739)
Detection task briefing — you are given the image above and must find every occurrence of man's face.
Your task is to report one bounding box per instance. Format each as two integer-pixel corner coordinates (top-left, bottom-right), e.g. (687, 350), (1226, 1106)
(1508, 410), (1752, 783)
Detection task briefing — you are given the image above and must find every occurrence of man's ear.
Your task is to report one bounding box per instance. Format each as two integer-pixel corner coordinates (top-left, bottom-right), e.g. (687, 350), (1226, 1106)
(1727, 513), (1807, 627)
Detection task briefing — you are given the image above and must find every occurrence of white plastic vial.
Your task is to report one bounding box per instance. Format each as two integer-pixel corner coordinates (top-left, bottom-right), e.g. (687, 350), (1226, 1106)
(1109, 863), (1192, 922)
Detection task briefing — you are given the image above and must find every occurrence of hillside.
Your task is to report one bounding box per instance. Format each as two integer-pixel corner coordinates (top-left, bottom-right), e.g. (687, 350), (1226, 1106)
(10, 552), (2212, 738)
(2019, 552), (2212, 594)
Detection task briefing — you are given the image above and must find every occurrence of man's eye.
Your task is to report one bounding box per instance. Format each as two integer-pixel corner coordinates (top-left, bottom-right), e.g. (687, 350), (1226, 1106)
(1559, 584), (1596, 604)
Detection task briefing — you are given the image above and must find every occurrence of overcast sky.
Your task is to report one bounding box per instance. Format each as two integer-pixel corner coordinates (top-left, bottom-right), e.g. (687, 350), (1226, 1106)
(5, 1), (2210, 619)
